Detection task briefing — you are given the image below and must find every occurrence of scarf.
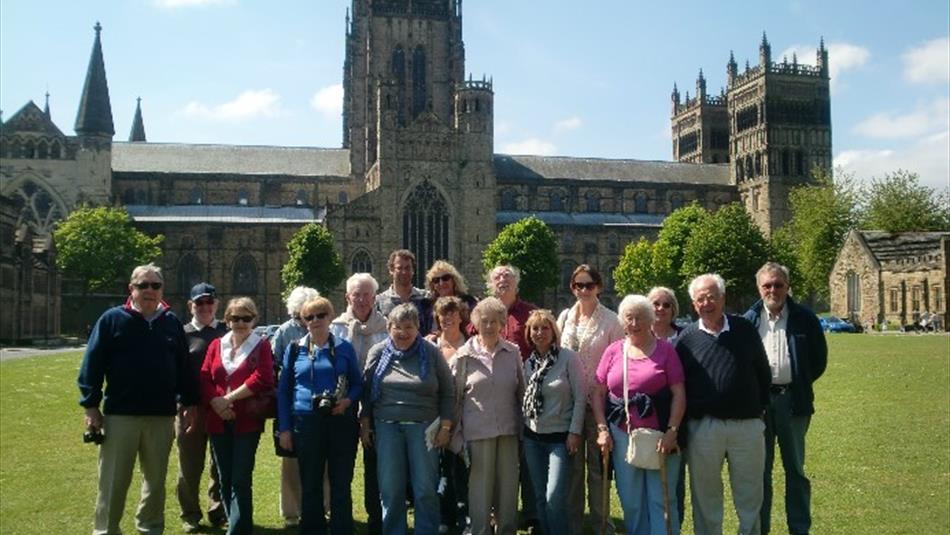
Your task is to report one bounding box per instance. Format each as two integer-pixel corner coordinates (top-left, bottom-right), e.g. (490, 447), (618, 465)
(522, 346), (559, 421)
(370, 335), (427, 402)
(333, 308), (387, 360)
(561, 301), (603, 354)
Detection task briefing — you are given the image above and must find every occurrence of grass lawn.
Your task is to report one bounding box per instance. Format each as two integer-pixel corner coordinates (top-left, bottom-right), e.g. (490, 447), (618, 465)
(1, 333), (948, 534)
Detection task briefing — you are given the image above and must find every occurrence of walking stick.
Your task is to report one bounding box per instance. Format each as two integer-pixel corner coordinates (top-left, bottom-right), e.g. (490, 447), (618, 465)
(600, 447), (610, 535)
(659, 452), (672, 535)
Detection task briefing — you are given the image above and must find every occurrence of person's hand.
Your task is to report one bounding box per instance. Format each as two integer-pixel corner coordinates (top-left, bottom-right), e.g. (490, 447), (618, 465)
(566, 432), (582, 455)
(279, 431), (293, 452)
(596, 425), (612, 454)
(424, 333), (438, 343)
(210, 396), (233, 419)
(330, 398), (351, 416)
(360, 421), (374, 448)
(658, 428), (679, 454)
(434, 426), (452, 449)
(182, 405), (197, 433)
(84, 407), (103, 431)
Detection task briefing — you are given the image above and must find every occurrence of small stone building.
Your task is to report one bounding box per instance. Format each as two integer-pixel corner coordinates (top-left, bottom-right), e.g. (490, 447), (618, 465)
(830, 230), (949, 328)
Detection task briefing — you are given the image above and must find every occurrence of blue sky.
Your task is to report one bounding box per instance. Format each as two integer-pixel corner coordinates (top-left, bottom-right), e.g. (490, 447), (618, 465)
(2, 0), (948, 190)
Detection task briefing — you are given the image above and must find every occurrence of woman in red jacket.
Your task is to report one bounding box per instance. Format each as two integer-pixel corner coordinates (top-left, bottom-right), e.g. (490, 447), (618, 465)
(200, 297), (274, 535)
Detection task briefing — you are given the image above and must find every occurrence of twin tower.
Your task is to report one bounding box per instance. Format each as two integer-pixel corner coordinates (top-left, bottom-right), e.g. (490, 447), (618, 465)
(671, 33), (832, 233)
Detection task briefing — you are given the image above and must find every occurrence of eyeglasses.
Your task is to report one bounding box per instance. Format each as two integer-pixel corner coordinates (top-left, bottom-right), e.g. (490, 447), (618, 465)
(228, 315), (255, 323)
(133, 282), (163, 290)
(432, 274), (454, 284)
(761, 282), (786, 290)
(653, 301), (672, 309)
(572, 281), (598, 291)
(302, 312), (329, 322)
(194, 298), (215, 306)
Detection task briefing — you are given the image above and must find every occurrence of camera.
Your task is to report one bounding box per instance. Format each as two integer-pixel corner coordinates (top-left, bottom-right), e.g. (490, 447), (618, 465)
(313, 390), (336, 415)
(83, 427), (104, 445)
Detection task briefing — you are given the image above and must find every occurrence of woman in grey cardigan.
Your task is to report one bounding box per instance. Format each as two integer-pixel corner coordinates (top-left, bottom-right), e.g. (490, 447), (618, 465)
(522, 309), (586, 535)
(360, 303), (455, 535)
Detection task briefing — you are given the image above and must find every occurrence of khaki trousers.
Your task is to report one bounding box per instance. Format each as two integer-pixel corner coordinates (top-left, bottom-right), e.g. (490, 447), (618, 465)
(280, 457), (302, 520)
(568, 406), (613, 534)
(92, 415), (175, 535)
(468, 435), (520, 535)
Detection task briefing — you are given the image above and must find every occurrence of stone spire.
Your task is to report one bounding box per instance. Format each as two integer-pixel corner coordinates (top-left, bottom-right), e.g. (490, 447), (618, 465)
(129, 97), (146, 142)
(74, 22), (115, 136)
(44, 91), (51, 119)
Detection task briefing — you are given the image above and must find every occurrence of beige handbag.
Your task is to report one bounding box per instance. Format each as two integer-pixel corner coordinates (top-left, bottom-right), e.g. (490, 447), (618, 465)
(622, 341), (663, 470)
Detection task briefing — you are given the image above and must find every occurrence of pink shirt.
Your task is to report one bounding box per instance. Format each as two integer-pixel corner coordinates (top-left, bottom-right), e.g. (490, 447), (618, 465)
(595, 338), (684, 431)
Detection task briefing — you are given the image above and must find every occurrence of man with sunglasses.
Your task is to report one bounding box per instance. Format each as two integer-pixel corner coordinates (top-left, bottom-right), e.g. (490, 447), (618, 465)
(744, 263), (826, 535)
(78, 263), (199, 535)
(177, 283), (229, 532)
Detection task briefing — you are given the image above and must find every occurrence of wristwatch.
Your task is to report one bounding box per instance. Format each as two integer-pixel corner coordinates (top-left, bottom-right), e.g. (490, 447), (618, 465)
(667, 425), (679, 433)
(596, 423), (609, 432)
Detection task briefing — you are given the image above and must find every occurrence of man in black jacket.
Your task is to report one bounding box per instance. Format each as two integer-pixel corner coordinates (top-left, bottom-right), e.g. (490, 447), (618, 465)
(744, 263), (827, 535)
(676, 273), (771, 535)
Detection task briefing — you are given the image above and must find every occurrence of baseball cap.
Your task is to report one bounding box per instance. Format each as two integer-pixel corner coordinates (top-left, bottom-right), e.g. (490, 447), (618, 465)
(190, 282), (217, 301)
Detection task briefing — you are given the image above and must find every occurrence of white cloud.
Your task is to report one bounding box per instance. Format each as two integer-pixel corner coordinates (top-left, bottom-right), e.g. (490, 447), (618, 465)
(854, 98), (950, 139)
(153, 0), (232, 8)
(834, 130), (950, 191)
(554, 116), (582, 133)
(310, 84), (344, 119)
(502, 138), (557, 155)
(780, 42), (869, 92)
(903, 37), (950, 84)
(179, 89), (282, 121)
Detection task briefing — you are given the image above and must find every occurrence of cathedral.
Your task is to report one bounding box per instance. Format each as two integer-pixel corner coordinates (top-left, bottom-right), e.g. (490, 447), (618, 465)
(0, 0), (831, 339)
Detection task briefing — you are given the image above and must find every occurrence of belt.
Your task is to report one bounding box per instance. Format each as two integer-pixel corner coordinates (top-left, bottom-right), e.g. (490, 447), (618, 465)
(770, 384), (791, 395)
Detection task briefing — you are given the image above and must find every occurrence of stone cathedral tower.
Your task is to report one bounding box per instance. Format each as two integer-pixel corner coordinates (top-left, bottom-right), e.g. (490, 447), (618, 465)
(330, 0), (496, 288)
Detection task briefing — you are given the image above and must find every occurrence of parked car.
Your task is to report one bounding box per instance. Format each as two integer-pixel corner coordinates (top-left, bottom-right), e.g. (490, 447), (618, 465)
(253, 324), (280, 341)
(820, 316), (857, 333)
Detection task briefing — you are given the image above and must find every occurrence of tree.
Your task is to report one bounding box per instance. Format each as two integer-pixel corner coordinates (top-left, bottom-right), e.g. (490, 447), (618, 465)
(482, 216), (559, 303)
(681, 203), (770, 307)
(778, 168), (860, 302)
(861, 170), (949, 232)
(53, 206), (164, 293)
(613, 237), (657, 296)
(652, 202), (710, 299)
(281, 223), (346, 296)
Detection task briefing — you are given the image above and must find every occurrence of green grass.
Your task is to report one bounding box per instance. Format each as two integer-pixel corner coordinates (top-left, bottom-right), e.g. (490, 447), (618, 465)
(1, 333), (948, 534)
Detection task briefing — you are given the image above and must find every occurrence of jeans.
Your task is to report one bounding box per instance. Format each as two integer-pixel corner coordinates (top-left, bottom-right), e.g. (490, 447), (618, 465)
(374, 419), (440, 535)
(762, 389), (812, 535)
(523, 436), (571, 535)
(610, 423), (681, 535)
(294, 411), (359, 535)
(209, 425), (261, 535)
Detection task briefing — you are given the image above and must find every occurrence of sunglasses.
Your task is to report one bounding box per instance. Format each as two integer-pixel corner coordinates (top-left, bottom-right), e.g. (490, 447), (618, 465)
(133, 282), (163, 290)
(432, 273), (454, 284)
(194, 298), (215, 306)
(303, 312), (329, 322)
(572, 281), (598, 291)
(228, 315), (255, 323)
(653, 301), (672, 309)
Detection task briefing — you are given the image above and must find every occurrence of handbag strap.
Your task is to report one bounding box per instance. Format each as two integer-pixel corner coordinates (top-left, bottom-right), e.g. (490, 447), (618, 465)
(622, 340), (631, 433)
(454, 354), (468, 418)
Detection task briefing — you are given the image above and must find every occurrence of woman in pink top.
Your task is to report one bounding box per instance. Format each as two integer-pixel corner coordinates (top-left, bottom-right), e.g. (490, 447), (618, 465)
(591, 294), (685, 535)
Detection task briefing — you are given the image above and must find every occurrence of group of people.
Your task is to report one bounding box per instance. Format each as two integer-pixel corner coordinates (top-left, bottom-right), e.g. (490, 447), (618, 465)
(77, 249), (826, 535)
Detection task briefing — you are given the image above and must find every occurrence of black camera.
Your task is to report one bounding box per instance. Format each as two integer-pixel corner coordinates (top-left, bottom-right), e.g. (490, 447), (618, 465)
(313, 390), (336, 415)
(83, 427), (104, 445)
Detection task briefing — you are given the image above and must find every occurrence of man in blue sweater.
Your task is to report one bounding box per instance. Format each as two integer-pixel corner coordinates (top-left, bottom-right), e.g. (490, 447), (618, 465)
(744, 263), (826, 535)
(676, 273), (771, 535)
(78, 263), (199, 535)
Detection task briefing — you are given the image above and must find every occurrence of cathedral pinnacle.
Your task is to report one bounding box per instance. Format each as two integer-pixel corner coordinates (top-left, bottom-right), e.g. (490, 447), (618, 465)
(129, 97), (146, 142)
(74, 21), (115, 137)
(44, 91), (51, 119)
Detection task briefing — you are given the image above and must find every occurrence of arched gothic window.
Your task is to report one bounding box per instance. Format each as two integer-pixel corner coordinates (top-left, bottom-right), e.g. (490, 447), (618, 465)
(670, 193), (684, 211)
(846, 271), (861, 314)
(634, 192), (648, 214)
(500, 189), (517, 211)
(782, 150), (791, 175)
(560, 260), (576, 290)
(796, 151), (805, 176)
(232, 254), (258, 295)
(391, 46), (406, 125)
(37, 141), (48, 159)
(549, 191), (564, 211)
(351, 249), (373, 274)
(412, 46), (427, 118)
(296, 189), (309, 206)
(136, 189), (148, 204)
(238, 188), (249, 206)
(178, 253), (204, 298)
(9, 180), (66, 236)
(338, 191), (349, 205)
(402, 180), (449, 287)
(736, 159), (745, 182)
(585, 191), (601, 212)
(745, 155), (754, 178)
(50, 140), (62, 159)
(190, 187), (203, 205)
(123, 189), (136, 204)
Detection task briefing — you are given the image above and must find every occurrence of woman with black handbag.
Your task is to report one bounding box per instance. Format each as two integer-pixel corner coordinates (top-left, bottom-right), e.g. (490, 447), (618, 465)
(277, 296), (363, 535)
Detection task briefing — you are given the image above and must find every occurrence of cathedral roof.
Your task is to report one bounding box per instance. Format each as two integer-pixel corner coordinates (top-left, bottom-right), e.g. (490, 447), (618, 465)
(125, 204), (324, 224)
(498, 210), (665, 228)
(112, 142), (350, 177)
(493, 154), (730, 185)
(2, 101), (66, 137)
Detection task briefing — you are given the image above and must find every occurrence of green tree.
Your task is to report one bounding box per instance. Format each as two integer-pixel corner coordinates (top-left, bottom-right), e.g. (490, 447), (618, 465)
(778, 168), (860, 302)
(681, 203), (770, 307)
(652, 202), (710, 298)
(53, 206), (164, 293)
(281, 223), (346, 296)
(613, 237), (658, 295)
(482, 216), (559, 303)
(861, 169), (950, 232)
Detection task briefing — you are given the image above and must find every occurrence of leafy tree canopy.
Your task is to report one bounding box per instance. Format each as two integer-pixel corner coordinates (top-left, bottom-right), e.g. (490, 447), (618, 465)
(613, 237), (657, 296)
(281, 223), (346, 296)
(652, 202), (709, 299)
(861, 169), (949, 232)
(482, 216), (559, 303)
(53, 206), (164, 293)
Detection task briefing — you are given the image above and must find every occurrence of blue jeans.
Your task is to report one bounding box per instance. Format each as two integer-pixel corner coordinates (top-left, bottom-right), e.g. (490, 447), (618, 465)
(523, 435), (571, 535)
(374, 419), (440, 535)
(209, 425), (261, 535)
(294, 411), (359, 535)
(610, 424), (681, 535)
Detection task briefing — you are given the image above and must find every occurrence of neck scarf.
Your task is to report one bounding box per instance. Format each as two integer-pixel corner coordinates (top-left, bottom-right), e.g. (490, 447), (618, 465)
(562, 301), (603, 354)
(522, 346), (559, 421)
(334, 308), (387, 358)
(370, 335), (426, 402)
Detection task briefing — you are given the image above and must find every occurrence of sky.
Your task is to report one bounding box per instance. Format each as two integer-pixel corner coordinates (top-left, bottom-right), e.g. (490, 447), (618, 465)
(1, 0), (948, 190)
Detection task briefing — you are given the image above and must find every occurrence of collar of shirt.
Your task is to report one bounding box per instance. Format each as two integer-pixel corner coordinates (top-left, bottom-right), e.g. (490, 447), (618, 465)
(190, 317), (220, 331)
(698, 314), (730, 337)
(764, 303), (788, 323)
(130, 301), (165, 322)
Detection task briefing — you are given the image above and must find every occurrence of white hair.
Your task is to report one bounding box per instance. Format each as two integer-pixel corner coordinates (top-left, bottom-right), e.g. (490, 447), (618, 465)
(346, 272), (379, 295)
(488, 264), (521, 291)
(285, 286), (320, 316)
(688, 273), (726, 301)
(130, 263), (163, 283)
(617, 294), (655, 324)
(756, 262), (790, 284)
